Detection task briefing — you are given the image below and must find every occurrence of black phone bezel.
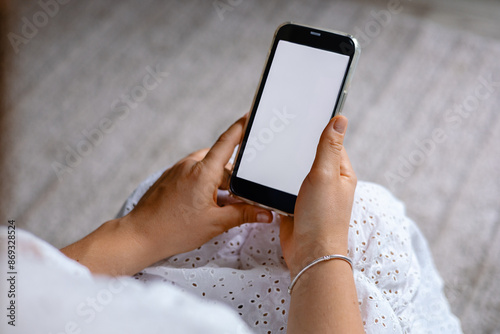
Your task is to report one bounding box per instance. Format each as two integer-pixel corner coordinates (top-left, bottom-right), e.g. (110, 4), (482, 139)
(229, 23), (357, 215)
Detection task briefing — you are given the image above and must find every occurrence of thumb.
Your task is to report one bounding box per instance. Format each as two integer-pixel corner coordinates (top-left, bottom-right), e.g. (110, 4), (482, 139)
(310, 115), (348, 175)
(214, 203), (273, 229)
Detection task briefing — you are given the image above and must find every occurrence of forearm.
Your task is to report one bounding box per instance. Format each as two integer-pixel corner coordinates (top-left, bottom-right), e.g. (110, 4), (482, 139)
(60, 217), (157, 276)
(287, 260), (364, 333)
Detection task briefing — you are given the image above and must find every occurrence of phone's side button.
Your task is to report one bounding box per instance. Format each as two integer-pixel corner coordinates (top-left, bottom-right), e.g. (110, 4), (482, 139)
(337, 91), (348, 115)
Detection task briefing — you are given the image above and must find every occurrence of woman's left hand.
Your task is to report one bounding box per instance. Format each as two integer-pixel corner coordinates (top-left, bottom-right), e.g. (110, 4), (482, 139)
(126, 114), (273, 259)
(61, 115), (272, 276)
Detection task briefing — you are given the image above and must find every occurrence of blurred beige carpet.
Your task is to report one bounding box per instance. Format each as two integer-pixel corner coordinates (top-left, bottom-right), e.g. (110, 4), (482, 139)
(2, 0), (500, 333)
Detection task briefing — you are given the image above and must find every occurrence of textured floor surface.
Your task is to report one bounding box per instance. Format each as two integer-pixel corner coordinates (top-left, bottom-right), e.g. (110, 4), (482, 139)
(2, 0), (500, 333)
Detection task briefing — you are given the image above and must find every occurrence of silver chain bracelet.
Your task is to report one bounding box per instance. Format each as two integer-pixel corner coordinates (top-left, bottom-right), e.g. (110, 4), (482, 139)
(288, 254), (353, 294)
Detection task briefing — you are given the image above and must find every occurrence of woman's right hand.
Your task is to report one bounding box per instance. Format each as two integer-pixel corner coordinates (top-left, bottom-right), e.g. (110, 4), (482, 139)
(280, 115), (364, 334)
(280, 115), (357, 277)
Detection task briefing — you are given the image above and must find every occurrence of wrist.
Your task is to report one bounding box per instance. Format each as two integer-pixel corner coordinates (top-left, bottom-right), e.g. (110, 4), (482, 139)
(113, 214), (169, 271)
(288, 237), (349, 278)
(288, 254), (353, 294)
(61, 217), (158, 276)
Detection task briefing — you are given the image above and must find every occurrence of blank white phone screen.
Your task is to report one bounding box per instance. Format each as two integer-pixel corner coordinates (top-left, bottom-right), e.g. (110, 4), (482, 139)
(237, 40), (350, 196)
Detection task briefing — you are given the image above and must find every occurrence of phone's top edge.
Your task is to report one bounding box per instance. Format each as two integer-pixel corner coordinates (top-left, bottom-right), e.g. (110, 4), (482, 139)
(276, 22), (361, 58)
(277, 22), (358, 42)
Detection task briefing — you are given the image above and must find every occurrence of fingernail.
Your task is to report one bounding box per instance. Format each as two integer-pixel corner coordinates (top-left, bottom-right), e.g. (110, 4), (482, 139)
(257, 212), (271, 223)
(333, 117), (348, 134)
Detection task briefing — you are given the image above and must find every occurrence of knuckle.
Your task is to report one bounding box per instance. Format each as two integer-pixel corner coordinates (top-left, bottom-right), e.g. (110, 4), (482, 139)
(320, 129), (343, 152)
(307, 166), (333, 184)
(217, 131), (234, 145)
(326, 136), (343, 154)
(190, 160), (205, 176)
(241, 206), (254, 224)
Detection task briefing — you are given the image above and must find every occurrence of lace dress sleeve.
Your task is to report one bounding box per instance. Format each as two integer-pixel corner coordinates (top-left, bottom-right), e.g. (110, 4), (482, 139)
(0, 227), (255, 334)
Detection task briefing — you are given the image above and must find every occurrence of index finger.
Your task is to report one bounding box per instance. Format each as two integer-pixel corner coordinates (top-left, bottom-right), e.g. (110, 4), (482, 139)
(202, 115), (247, 169)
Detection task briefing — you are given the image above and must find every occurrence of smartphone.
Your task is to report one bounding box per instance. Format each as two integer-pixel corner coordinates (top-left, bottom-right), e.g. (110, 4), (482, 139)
(229, 22), (360, 215)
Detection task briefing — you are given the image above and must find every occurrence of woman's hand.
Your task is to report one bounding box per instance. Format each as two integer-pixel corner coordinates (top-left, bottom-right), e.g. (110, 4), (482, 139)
(61, 115), (273, 276)
(281, 115), (364, 334)
(125, 114), (274, 260)
(280, 115), (357, 276)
